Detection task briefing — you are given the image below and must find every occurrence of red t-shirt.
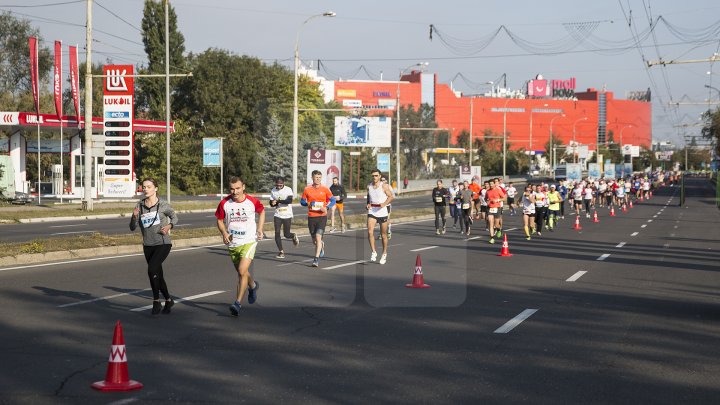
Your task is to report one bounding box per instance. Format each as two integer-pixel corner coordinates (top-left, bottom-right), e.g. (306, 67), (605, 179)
(486, 188), (506, 208)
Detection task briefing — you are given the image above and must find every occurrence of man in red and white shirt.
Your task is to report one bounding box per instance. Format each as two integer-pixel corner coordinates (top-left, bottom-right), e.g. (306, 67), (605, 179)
(216, 176), (265, 316)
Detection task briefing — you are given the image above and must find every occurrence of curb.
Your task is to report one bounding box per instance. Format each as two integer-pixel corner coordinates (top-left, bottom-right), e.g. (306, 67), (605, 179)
(0, 214), (434, 267)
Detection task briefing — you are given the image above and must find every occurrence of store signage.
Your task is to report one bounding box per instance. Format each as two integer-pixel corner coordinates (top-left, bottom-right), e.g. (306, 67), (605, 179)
(373, 91), (391, 97)
(551, 77), (576, 98)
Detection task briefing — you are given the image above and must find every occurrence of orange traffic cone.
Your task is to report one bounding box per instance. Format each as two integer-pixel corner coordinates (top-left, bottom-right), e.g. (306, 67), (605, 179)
(92, 321), (143, 392)
(497, 234), (513, 257)
(405, 255), (430, 288)
(610, 206), (616, 216)
(573, 215), (582, 230)
(629, 200), (633, 208)
(593, 210), (600, 223)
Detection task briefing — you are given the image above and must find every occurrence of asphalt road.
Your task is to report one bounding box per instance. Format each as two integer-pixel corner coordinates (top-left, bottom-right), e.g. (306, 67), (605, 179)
(0, 195), (433, 243)
(0, 178), (718, 404)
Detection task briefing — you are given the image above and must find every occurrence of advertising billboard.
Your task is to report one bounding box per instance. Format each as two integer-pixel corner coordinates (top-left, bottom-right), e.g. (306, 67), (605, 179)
(604, 160), (615, 178)
(202, 138), (221, 167)
(528, 79), (549, 97)
(566, 163), (582, 182)
(102, 64), (135, 198)
(588, 163), (600, 179)
(335, 116), (392, 148)
(306, 149), (342, 187)
(377, 153), (390, 173)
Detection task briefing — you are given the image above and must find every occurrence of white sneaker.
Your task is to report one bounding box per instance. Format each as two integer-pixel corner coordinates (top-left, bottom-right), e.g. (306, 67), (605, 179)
(379, 254), (387, 265)
(370, 251), (377, 262)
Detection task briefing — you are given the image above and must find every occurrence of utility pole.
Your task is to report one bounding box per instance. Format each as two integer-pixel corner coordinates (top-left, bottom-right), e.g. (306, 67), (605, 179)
(82, 0), (93, 211)
(164, 0), (171, 203)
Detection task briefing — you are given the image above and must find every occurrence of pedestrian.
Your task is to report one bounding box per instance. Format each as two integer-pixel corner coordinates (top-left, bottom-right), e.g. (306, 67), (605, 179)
(129, 178), (178, 315)
(403, 177), (409, 189)
(367, 169), (394, 264)
(269, 177), (299, 259)
(215, 176), (264, 316)
(506, 182), (517, 215)
(546, 184), (562, 231)
(534, 184), (548, 236)
(301, 170), (336, 267)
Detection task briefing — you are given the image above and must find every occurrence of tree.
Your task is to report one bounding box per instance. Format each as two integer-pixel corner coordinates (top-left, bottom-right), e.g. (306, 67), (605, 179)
(0, 12), (52, 102)
(258, 111), (292, 190)
(395, 104), (438, 179)
(137, 0), (186, 120)
(701, 107), (720, 157)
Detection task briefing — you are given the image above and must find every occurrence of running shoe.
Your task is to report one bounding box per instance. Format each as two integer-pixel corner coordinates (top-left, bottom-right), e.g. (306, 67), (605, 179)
(152, 301), (162, 315)
(341, 224), (346, 233)
(276, 252), (285, 259)
(436, 229), (441, 235)
(441, 227), (446, 235)
(537, 232), (542, 236)
(379, 254), (387, 265)
(525, 236), (531, 241)
(229, 301), (242, 316)
(248, 281), (259, 304)
(532, 229), (537, 235)
(319, 241), (325, 258)
(489, 238), (495, 244)
(388, 233), (392, 240)
(311, 258), (319, 267)
(331, 226), (337, 233)
(370, 251), (378, 262)
(292, 234), (299, 246)
(548, 227), (554, 232)
(495, 230), (502, 238)
(162, 299), (174, 314)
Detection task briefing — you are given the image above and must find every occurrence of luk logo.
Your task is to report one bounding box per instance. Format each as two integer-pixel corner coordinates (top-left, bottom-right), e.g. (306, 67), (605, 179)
(106, 69), (128, 92)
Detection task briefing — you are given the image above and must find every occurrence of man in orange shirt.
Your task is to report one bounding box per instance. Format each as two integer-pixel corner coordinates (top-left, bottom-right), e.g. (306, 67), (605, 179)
(300, 170), (336, 267)
(485, 180), (507, 244)
(468, 177), (482, 220)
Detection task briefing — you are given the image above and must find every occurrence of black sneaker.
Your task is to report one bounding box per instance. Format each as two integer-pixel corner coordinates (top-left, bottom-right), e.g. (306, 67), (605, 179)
(292, 234), (299, 246)
(151, 301), (162, 315)
(276, 252), (285, 259)
(229, 301), (242, 316)
(248, 281), (259, 304)
(162, 299), (174, 314)
(311, 257), (319, 267)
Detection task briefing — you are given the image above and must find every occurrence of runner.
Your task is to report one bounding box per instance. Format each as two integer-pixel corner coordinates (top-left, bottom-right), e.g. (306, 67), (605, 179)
(269, 177), (299, 259)
(572, 181), (584, 216)
(558, 179), (568, 219)
(506, 182), (518, 215)
(521, 184), (536, 240)
(598, 180), (607, 207)
(546, 184), (562, 231)
(448, 179), (460, 228)
(215, 176), (264, 316)
(605, 179), (616, 208)
(615, 178), (627, 208)
(485, 180), (506, 243)
(431, 179), (450, 235)
(458, 181), (474, 236)
(534, 184), (548, 236)
(380, 176), (394, 240)
(480, 181), (490, 229)
(367, 169), (394, 264)
(642, 178), (651, 199)
(129, 178), (178, 315)
(300, 170), (336, 267)
(583, 181), (594, 218)
(329, 177), (347, 233)
(468, 177), (482, 220)
(494, 178), (507, 233)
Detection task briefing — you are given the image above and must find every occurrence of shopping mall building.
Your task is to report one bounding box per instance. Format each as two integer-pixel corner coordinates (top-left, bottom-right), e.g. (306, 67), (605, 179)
(310, 68), (651, 154)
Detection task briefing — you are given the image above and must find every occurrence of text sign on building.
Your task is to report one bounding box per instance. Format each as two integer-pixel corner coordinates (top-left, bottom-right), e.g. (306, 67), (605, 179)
(102, 64), (135, 198)
(202, 138), (221, 167)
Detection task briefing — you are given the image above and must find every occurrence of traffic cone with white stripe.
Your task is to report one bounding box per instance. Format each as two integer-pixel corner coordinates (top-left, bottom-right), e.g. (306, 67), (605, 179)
(593, 210), (600, 223)
(610, 206), (616, 217)
(92, 321), (143, 392)
(497, 234), (513, 257)
(629, 200), (633, 208)
(622, 203), (628, 213)
(405, 255), (431, 288)
(573, 214), (582, 230)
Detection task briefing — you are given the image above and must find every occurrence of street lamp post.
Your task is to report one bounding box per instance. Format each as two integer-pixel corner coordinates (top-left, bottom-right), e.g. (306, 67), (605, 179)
(502, 98), (513, 181)
(572, 117), (588, 163)
(396, 62), (428, 195)
(549, 113), (565, 174)
(292, 11), (335, 196)
(529, 103), (548, 152)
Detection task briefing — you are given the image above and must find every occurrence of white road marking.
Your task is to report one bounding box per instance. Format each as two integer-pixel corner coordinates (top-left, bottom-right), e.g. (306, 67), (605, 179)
(504, 227), (518, 232)
(597, 253), (610, 261)
(174, 224), (191, 227)
(466, 236), (481, 241)
(51, 230), (97, 236)
(566, 271), (587, 282)
(410, 246), (439, 252)
(49, 224), (87, 228)
(663, 243), (670, 249)
(494, 309), (539, 334)
(277, 258), (314, 267)
(322, 260), (366, 270)
(641, 224), (647, 228)
(674, 225), (678, 229)
(653, 215), (657, 218)
(631, 232), (639, 236)
(647, 219), (653, 223)
(130, 290), (225, 312)
(58, 288), (151, 308)
(616, 242), (626, 248)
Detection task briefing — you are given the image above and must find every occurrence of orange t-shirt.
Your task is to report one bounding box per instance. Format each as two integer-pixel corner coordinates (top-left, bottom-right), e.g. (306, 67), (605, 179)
(486, 188), (505, 208)
(468, 183), (481, 200)
(301, 185), (334, 217)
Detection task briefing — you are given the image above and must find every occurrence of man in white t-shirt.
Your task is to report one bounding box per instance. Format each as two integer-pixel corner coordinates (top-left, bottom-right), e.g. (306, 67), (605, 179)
(270, 177), (299, 259)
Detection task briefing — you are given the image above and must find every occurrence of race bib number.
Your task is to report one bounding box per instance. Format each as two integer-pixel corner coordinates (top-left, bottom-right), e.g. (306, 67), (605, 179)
(311, 201), (324, 211)
(435, 196), (443, 203)
(230, 229), (246, 237)
(278, 206), (289, 214)
(140, 211), (160, 228)
(462, 203), (470, 209)
(489, 207), (498, 214)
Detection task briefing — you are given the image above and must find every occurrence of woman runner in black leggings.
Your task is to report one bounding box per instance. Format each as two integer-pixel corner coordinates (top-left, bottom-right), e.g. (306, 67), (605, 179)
(130, 178), (178, 315)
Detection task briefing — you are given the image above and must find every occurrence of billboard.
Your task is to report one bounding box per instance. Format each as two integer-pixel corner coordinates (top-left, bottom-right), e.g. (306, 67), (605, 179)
(25, 139), (70, 153)
(202, 138), (221, 167)
(588, 163), (600, 179)
(306, 149), (342, 187)
(459, 165), (472, 182)
(604, 160), (615, 178)
(377, 153), (390, 173)
(566, 163), (582, 182)
(102, 64), (135, 198)
(335, 116), (392, 148)
(655, 151), (673, 161)
(616, 164), (627, 178)
(631, 146), (640, 158)
(577, 145), (589, 159)
(528, 79), (549, 97)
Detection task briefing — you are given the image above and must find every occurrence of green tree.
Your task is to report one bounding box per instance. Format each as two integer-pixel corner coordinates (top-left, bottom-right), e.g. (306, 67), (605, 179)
(0, 12), (52, 103)
(701, 107), (720, 157)
(137, 0), (186, 120)
(394, 104), (438, 179)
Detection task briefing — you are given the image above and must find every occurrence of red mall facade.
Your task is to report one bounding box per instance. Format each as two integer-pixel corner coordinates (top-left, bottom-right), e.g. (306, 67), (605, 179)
(327, 71), (651, 153)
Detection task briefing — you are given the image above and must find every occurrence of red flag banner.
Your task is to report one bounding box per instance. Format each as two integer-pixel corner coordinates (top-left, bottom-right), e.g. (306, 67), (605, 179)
(54, 40), (63, 119)
(29, 37), (40, 116)
(68, 45), (80, 126)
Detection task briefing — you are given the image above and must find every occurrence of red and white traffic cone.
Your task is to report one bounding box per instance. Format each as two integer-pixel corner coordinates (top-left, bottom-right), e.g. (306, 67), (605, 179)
(573, 215), (582, 230)
(497, 234), (513, 257)
(593, 210), (600, 223)
(629, 200), (633, 208)
(405, 255), (430, 288)
(610, 206), (616, 217)
(650, 191), (653, 198)
(92, 321), (143, 392)
(622, 203), (628, 213)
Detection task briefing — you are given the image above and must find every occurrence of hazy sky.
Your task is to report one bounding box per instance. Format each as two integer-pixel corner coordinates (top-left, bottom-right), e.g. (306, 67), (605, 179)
(5, 0), (720, 145)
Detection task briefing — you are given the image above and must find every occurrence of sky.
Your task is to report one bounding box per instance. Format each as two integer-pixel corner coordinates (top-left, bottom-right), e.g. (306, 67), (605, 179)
(4, 0), (720, 146)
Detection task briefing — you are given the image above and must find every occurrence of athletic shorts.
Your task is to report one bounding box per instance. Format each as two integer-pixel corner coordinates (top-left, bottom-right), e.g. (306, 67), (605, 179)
(368, 214), (388, 224)
(507, 197), (515, 205)
(386, 205), (391, 215)
(308, 216), (327, 236)
(228, 242), (258, 265)
(487, 206), (502, 217)
(333, 202), (344, 212)
(574, 199), (583, 205)
(480, 205), (489, 213)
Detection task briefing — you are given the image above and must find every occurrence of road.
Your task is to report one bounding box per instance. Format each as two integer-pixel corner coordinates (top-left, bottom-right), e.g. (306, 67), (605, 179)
(0, 178), (718, 403)
(0, 194), (433, 243)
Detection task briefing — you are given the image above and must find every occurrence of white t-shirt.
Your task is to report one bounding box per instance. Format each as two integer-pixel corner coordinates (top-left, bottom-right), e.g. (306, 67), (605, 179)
(270, 186), (294, 219)
(572, 187), (583, 200)
(583, 188), (594, 200)
(522, 193), (536, 214)
(215, 195), (265, 247)
(507, 186), (517, 198)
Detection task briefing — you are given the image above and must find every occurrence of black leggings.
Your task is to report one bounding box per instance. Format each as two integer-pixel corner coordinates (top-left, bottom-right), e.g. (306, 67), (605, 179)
(559, 199), (565, 216)
(535, 207), (547, 232)
(274, 216), (296, 251)
(434, 205), (446, 229)
(461, 208), (472, 232)
(143, 244), (172, 300)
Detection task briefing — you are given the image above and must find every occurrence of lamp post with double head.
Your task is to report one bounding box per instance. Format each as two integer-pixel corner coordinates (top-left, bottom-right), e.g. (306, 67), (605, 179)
(549, 113), (565, 173)
(572, 117), (588, 163)
(292, 11), (335, 196)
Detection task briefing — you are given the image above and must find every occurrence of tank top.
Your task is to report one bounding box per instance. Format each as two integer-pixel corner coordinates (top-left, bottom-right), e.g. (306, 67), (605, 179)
(368, 181), (389, 217)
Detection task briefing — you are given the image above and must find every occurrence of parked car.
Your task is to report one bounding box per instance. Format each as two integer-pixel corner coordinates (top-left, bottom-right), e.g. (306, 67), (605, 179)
(10, 191), (34, 205)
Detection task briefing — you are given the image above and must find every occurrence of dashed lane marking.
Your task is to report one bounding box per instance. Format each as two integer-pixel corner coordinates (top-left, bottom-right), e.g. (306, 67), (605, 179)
(410, 246), (439, 252)
(322, 260), (366, 270)
(130, 290), (225, 312)
(566, 271), (587, 282)
(58, 288), (151, 308)
(641, 224), (647, 228)
(51, 230), (97, 236)
(647, 219), (653, 223)
(494, 309), (539, 334)
(631, 232), (639, 236)
(616, 242), (626, 248)
(49, 224), (87, 228)
(597, 253), (611, 261)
